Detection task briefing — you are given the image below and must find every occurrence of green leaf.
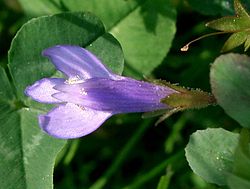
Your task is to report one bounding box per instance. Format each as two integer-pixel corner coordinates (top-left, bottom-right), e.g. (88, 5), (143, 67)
(18, 0), (176, 76)
(156, 167), (173, 189)
(111, 0), (176, 76)
(206, 16), (250, 32)
(234, 0), (250, 18)
(61, 0), (140, 30)
(221, 31), (247, 52)
(205, 0), (250, 32)
(244, 34), (250, 50)
(0, 108), (65, 189)
(228, 174), (250, 189)
(185, 128), (239, 185)
(1, 12), (124, 189)
(187, 0), (250, 16)
(231, 129), (250, 180)
(61, 0), (176, 76)
(210, 53), (250, 128)
(205, 0), (250, 52)
(227, 129), (250, 189)
(18, 0), (140, 30)
(86, 33), (124, 75)
(0, 67), (14, 101)
(18, 0), (62, 15)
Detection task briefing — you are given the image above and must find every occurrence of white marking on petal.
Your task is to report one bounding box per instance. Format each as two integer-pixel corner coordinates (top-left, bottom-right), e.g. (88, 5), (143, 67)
(65, 75), (84, 84)
(80, 88), (88, 95)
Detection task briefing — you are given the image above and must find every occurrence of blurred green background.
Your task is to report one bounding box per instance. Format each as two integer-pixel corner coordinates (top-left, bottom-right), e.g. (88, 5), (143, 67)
(0, 0), (242, 188)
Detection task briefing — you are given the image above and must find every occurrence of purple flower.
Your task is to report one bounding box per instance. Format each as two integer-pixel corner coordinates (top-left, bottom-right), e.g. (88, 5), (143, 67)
(25, 45), (178, 139)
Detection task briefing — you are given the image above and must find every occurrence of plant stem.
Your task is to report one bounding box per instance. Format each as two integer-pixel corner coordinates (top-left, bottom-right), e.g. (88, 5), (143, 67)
(122, 150), (184, 189)
(89, 119), (153, 189)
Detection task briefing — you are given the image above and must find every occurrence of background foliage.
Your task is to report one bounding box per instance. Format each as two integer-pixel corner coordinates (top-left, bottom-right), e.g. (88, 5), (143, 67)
(0, 0), (249, 189)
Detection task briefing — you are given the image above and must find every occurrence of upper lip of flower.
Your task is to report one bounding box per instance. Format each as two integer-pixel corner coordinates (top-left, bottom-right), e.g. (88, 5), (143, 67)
(25, 45), (178, 139)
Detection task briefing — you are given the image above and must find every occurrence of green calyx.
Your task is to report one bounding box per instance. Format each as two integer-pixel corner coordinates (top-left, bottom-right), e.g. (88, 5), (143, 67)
(161, 82), (216, 110)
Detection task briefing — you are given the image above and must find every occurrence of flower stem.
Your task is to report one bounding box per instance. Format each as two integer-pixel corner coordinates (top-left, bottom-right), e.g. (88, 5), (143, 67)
(89, 119), (153, 189)
(122, 150), (184, 189)
(180, 31), (231, 51)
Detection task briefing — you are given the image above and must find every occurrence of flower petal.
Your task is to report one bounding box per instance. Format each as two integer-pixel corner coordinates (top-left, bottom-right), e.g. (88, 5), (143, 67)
(53, 78), (178, 113)
(25, 78), (64, 103)
(42, 45), (116, 80)
(39, 103), (112, 139)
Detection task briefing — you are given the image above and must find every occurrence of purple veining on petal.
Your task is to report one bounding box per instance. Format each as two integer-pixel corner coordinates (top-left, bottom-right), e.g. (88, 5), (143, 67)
(25, 78), (65, 103)
(39, 103), (112, 139)
(53, 77), (178, 113)
(42, 45), (117, 80)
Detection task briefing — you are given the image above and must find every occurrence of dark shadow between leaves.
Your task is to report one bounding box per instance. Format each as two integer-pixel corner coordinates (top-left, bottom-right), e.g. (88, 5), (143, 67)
(56, 12), (105, 46)
(37, 0), (69, 12)
(139, 0), (176, 33)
